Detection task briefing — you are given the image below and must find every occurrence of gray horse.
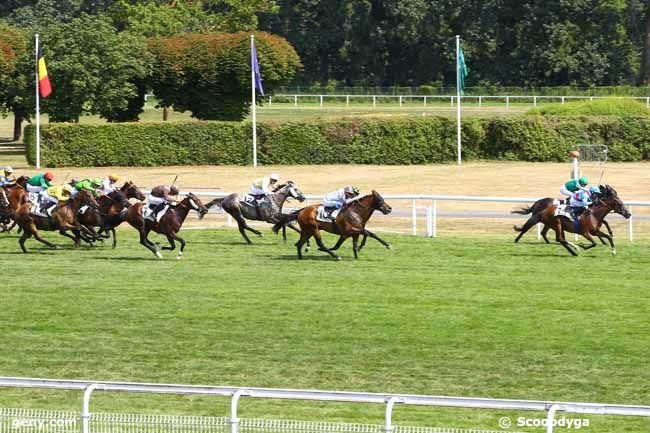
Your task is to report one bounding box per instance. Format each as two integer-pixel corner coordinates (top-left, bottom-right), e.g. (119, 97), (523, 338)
(205, 181), (306, 244)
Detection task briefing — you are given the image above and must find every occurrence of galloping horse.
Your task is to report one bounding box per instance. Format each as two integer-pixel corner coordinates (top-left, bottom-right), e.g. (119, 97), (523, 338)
(0, 176), (30, 233)
(205, 181), (306, 244)
(512, 197), (613, 244)
(79, 181), (146, 248)
(273, 190), (392, 260)
(125, 193), (208, 259)
(14, 189), (99, 252)
(538, 185), (630, 256)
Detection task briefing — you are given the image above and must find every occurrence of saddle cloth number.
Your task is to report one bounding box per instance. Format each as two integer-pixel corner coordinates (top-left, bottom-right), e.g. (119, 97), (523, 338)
(317, 206), (339, 222)
(554, 204), (572, 218)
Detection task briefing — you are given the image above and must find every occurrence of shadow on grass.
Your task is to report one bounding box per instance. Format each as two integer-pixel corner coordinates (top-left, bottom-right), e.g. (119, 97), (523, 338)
(90, 255), (163, 261)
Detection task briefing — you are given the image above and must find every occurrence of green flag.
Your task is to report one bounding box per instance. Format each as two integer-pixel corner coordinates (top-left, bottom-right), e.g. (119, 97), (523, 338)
(458, 48), (468, 95)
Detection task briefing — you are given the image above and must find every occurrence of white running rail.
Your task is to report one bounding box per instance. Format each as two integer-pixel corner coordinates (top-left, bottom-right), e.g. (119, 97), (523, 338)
(1, 377), (650, 433)
(165, 191), (650, 241)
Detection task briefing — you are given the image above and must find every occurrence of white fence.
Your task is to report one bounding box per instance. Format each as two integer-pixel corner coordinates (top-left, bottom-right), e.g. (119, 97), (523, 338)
(0, 409), (517, 433)
(268, 94), (650, 109)
(175, 192), (650, 241)
(2, 377), (650, 433)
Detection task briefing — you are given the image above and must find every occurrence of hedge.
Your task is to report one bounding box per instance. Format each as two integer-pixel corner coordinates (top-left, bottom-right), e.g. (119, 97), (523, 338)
(24, 116), (650, 167)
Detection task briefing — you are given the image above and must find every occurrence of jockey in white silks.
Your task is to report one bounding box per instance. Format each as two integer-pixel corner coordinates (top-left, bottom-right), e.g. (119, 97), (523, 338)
(249, 173), (279, 197)
(323, 186), (360, 216)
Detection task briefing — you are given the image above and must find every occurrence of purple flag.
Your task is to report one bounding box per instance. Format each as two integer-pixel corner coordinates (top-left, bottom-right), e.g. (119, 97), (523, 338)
(252, 41), (264, 96)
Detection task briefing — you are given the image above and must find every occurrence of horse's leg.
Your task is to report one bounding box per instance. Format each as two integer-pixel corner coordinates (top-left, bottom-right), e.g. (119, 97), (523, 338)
(555, 221), (579, 256)
(360, 229), (391, 250)
(140, 228), (161, 258)
(578, 232), (598, 250)
(603, 219), (614, 238)
(540, 225), (551, 244)
(167, 232), (186, 260)
(295, 230), (312, 259)
(162, 233), (176, 250)
(111, 228), (117, 249)
(313, 229), (340, 260)
(352, 234), (360, 259)
(513, 213), (541, 243)
(236, 219), (253, 244)
(29, 224), (56, 250)
(329, 235), (348, 251)
(595, 229), (616, 256)
(282, 225), (287, 243)
(18, 230), (32, 253)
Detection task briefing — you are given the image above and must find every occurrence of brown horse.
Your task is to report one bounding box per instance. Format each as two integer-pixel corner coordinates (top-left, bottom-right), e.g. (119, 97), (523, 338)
(539, 185), (630, 256)
(79, 181), (146, 248)
(0, 176), (30, 233)
(512, 197), (613, 244)
(273, 190), (392, 260)
(14, 189), (99, 253)
(125, 193), (208, 259)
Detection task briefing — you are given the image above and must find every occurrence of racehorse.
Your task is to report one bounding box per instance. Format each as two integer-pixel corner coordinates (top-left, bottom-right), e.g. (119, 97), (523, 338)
(512, 197), (613, 244)
(125, 193), (208, 259)
(273, 190), (392, 260)
(79, 181), (146, 248)
(538, 185), (630, 256)
(14, 189), (99, 253)
(0, 176), (30, 233)
(205, 181), (305, 244)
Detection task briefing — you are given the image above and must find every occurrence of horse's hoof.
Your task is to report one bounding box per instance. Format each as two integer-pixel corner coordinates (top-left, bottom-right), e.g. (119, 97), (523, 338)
(176, 252), (183, 260)
(257, 233), (263, 237)
(611, 249), (617, 256)
(334, 256), (341, 261)
(155, 251), (163, 259)
(386, 244), (392, 250)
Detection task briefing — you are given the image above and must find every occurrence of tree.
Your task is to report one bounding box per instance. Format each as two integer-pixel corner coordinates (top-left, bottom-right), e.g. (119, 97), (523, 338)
(39, 14), (150, 122)
(0, 23), (29, 141)
(148, 31), (301, 120)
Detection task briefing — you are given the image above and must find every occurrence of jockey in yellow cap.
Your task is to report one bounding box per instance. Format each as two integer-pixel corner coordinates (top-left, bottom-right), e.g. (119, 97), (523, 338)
(101, 173), (119, 194)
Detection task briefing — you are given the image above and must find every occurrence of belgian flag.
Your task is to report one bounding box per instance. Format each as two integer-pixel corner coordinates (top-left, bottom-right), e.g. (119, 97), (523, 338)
(37, 46), (51, 98)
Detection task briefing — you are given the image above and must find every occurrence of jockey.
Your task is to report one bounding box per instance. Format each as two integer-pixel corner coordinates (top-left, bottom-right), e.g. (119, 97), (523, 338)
(146, 184), (180, 221)
(26, 172), (54, 193)
(323, 186), (360, 217)
(567, 184), (600, 219)
(0, 167), (16, 186)
(39, 184), (73, 216)
(560, 176), (589, 200)
(100, 173), (119, 194)
(72, 178), (103, 198)
(250, 173), (279, 198)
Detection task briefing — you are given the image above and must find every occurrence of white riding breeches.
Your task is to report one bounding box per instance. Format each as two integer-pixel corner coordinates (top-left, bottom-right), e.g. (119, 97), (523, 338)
(148, 195), (165, 206)
(26, 185), (44, 193)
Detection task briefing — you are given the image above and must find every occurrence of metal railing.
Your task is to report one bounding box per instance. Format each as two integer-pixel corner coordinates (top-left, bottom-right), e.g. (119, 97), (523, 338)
(161, 191), (650, 241)
(2, 377), (650, 433)
(267, 94), (650, 109)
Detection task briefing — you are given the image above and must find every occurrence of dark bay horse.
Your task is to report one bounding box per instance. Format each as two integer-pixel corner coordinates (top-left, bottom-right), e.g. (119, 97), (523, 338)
(79, 181), (146, 248)
(512, 197), (613, 244)
(14, 189), (99, 252)
(273, 190), (392, 260)
(538, 185), (630, 256)
(125, 193), (208, 259)
(205, 181), (306, 244)
(0, 176), (30, 233)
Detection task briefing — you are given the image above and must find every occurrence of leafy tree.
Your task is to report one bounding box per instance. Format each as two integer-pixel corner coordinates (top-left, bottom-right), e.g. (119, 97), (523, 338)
(148, 31), (301, 120)
(0, 23), (29, 140)
(39, 14), (150, 122)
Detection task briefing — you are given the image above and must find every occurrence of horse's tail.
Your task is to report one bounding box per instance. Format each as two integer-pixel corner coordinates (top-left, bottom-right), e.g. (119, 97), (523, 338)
(513, 225), (523, 232)
(272, 209), (300, 234)
(205, 198), (224, 209)
(511, 206), (533, 215)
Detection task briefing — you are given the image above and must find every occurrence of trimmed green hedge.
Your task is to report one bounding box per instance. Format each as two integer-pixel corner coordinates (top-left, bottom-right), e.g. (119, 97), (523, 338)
(24, 116), (650, 167)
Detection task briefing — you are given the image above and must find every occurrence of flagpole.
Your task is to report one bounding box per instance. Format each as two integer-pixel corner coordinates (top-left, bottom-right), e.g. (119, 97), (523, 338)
(456, 35), (461, 166)
(251, 34), (257, 168)
(35, 33), (41, 169)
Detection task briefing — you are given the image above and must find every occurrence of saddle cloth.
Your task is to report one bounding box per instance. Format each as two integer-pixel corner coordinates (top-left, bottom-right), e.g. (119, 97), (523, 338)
(316, 206), (340, 223)
(554, 204), (572, 218)
(143, 204), (169, 222)
(28, 193), (48, 217)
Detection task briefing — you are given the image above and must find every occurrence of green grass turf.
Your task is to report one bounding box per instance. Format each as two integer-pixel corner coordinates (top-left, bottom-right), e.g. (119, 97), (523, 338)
(1, 228), (650, 432)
